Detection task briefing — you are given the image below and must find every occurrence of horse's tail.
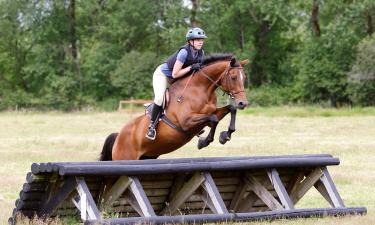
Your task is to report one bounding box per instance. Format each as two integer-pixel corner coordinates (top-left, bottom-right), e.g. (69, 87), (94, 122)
(99, 132), (118, 161)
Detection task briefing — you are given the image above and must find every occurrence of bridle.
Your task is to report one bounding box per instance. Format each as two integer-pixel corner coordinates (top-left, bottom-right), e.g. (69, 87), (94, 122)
(199, 64), (246, 99)
(177, 63), (246, 103)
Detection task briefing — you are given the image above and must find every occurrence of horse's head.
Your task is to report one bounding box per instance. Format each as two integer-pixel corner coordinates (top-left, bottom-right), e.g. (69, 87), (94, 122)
(220, 57), (249, 109)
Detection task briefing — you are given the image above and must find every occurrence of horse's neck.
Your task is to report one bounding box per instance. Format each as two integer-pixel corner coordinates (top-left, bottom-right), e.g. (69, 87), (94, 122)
(195, 62), (227, 93)
(169, 62), (227, 107)
(172, 62), (226, 94)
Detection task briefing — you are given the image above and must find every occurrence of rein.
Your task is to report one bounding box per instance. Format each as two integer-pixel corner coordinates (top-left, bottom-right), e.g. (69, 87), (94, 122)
(176, 63), (246, 103)
(199, 65), (246, 99)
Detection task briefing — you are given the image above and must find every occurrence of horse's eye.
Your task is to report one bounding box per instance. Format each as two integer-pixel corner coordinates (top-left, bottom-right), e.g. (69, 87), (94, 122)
(231, 76), (237, 81)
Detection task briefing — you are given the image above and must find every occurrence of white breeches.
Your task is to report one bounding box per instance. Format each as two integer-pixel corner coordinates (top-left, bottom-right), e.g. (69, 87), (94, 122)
(153, 65), (168, 106)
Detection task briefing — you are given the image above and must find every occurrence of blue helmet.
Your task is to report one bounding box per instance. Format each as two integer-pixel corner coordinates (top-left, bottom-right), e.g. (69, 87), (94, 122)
(186, 27), (207, 41)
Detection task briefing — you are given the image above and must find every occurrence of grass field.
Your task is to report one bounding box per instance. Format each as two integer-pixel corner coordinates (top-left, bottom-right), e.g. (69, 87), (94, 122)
(0, 107), (374, 224)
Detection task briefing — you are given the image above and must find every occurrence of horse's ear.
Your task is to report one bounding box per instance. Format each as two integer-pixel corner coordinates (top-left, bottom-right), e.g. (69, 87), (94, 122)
(240, 59), (249, 66)
(230, 57), (236, 66)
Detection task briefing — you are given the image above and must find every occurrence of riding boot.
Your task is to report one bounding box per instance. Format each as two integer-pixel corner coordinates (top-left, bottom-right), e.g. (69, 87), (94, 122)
(146, 104), (163, 140)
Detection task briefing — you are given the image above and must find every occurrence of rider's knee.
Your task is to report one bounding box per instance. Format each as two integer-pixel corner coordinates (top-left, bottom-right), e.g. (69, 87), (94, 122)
(154, 97), (164, 106)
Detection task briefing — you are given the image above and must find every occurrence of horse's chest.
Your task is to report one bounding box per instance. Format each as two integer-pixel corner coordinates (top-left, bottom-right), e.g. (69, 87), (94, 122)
(199, 103), (216, 114)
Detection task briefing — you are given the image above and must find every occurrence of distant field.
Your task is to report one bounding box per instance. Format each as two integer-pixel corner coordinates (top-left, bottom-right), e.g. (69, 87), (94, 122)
(0, 108), (374, 224)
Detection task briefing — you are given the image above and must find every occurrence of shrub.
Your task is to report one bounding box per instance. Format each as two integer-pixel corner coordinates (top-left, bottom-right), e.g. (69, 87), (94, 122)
(348, 35), (375, 106)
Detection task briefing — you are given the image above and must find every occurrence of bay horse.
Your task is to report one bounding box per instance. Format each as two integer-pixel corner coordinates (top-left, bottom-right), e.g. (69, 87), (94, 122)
(100, 54), (249, 160)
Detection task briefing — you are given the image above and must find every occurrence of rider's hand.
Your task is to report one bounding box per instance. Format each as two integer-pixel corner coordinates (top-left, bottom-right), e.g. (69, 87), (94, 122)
(190, 63), (201, 72)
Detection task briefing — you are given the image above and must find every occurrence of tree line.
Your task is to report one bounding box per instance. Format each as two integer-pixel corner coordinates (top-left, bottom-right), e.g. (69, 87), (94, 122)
(0, 0), (374, 110)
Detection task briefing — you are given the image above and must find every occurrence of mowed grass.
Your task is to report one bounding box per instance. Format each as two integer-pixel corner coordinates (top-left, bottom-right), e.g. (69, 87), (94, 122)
(0, 107), (374, 224)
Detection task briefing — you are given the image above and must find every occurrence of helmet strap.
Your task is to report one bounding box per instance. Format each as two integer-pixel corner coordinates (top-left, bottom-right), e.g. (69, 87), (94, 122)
(190, 40), (198, 51)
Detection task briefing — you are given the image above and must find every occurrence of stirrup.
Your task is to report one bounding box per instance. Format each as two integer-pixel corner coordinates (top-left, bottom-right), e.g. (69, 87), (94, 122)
(146, 127), (156, 140)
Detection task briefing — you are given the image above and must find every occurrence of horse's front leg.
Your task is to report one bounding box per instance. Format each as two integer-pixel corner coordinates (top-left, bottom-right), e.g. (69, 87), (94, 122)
(197, 105), (235, 149)
(197, 114), (219, 149)
(217, 105), (237, 145)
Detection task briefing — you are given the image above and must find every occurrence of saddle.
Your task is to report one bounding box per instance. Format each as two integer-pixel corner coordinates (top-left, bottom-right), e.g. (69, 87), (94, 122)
(145, 90), (198, 137)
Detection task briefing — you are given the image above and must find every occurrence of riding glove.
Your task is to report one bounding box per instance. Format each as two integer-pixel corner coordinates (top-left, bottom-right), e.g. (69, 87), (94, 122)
(190, 63), (201, 72)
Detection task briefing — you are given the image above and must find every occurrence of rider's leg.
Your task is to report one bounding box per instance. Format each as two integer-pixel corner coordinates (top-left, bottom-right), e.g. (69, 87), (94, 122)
(146, 65), (167, 140)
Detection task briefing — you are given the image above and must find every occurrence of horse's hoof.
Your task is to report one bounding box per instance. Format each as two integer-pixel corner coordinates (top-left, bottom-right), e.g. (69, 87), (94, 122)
(198, 137), (209, 149)
(219, 131), (231, 145)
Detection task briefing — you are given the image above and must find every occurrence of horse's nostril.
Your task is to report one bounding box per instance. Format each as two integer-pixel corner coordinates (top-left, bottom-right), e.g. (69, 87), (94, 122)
(238, 102), (244, 106)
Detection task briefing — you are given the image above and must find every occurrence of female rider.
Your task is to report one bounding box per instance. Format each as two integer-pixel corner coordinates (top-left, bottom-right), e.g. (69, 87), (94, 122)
(146, 27), (207, 140)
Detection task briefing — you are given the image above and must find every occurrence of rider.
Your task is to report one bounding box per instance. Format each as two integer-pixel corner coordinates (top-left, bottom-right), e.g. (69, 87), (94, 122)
(146, 27), (207, 140)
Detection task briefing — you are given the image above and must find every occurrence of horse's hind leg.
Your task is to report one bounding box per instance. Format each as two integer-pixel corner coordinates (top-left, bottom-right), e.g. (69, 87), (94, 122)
(197, 115), (219, 149)
(218, 105), (237, 145)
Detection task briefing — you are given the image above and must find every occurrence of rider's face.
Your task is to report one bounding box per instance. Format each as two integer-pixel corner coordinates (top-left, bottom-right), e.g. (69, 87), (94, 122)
(190, 39), (204, 50)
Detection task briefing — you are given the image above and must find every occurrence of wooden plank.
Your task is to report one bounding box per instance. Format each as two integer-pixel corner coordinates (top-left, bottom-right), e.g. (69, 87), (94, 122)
(26, 173), (49, 183)
(38, 176), (77, 217)
(160, 172), (205, 215)
(112, 203), (164, 213)
(115, 196), (168, 206)
(267, 169), (294, 209)
(22, 183), (47, 192)
(128, 176), (156, 217)
(75, 177), (101, 220)
(229, 178), (249, 211)
(244, 173), (283, 210)
(20, 192), (43, 201)
(100, 176), (131, 209)
(144, 189), (169, 196)
(320, 167), (345, 207)
(196, 188), (215, 212)
(181, 200), (231, 209)
(286, 171), (305, 194)
(235, 177), (273, 212)
(289, 168), (323, 204)
(213, 177), (240, 186)
(236, 191), (259, 212)
(217, 185), (237, 193)
(141, 180), (173, 189)
(122, 189), (145, 216)
(139, 174), (175, 181)
(167, 174), (186, 202)
(314, 180), (334, 207)
(188, 193), (234, 202)
(201, 172), (228, 214)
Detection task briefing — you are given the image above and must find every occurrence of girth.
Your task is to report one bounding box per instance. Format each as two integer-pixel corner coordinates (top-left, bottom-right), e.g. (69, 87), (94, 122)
(145, 103), (193, 137)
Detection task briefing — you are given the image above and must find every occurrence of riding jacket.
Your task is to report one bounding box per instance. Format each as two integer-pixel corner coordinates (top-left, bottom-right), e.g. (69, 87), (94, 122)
(160, 44), (204, 78)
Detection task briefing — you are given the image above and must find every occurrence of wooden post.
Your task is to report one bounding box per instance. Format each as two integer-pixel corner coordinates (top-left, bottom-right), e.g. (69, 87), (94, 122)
(244, 173), (283, 210)
(267, 169), (294, 209)
(73, 177), (101, 221)
(161, 172), (205, 215)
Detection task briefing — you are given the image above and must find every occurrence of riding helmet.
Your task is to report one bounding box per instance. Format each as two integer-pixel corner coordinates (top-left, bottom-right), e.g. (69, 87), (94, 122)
(186, 27), (207, 40)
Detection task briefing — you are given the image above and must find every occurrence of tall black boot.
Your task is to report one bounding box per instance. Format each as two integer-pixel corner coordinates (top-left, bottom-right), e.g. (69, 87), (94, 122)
(146, 104), (163, 140)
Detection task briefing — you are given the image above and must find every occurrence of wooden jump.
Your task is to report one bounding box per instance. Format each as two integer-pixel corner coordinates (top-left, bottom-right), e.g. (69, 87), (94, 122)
(9, 154), (366, 225)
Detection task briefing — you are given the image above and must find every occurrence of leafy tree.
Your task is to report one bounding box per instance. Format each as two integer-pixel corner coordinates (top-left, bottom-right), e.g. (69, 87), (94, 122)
(348, 35), (375, 106)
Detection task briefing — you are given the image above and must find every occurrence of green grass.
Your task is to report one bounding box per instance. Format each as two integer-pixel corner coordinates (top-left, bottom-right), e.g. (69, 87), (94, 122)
(243, 106), (375, 117)
(0, 109), (374, 224)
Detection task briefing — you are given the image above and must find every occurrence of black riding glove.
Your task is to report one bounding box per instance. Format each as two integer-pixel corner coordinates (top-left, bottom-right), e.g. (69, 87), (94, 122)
(190, 63), (201, 72)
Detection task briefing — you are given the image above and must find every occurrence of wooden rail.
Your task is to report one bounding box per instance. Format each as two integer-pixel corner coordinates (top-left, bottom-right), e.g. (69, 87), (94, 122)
(118, 99), (152, 112)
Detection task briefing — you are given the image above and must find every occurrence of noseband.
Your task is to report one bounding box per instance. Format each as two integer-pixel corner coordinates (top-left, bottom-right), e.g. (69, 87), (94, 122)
(199, 64), (246, 99)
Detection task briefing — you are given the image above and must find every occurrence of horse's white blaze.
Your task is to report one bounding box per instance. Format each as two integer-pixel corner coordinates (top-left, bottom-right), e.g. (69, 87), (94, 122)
(240, 71), (244, 82)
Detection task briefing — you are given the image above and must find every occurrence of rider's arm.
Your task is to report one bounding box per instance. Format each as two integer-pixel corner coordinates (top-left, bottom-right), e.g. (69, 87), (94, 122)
(172, 49), (192, 79)
(171, 61), (192, 79)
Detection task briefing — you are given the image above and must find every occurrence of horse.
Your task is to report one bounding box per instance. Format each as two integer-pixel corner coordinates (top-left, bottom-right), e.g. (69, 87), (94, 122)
(100, 54), (249, 160)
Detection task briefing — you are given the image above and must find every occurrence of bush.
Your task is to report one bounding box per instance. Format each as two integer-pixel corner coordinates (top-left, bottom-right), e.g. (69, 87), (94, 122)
(110, 51), (159, 100)
(246, 85), (292, 106)
(0, 89), (33, 110)
(348, 35), (375, 106)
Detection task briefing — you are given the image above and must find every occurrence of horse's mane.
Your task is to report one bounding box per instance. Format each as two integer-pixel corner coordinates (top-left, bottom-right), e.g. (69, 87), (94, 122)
(202, 53), (234, 66)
